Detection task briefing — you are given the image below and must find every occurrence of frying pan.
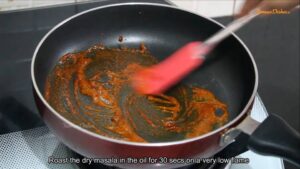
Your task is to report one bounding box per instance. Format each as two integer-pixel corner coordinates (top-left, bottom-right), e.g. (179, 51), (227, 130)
(31, 2), (300, 169)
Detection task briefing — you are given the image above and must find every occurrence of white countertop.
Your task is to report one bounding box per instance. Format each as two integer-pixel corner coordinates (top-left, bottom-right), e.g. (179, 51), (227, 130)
(0, 0), (246, 17)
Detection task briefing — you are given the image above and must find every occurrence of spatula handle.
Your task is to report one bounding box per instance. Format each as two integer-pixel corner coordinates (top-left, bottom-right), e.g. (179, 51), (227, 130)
(204, 8), (259, 46)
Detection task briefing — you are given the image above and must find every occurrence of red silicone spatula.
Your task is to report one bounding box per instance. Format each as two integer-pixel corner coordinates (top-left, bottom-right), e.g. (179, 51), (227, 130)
(133, 10), (258, 94)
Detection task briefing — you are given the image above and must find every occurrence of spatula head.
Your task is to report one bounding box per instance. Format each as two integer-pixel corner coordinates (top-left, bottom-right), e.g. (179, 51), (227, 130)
(132, 41), (208, 94)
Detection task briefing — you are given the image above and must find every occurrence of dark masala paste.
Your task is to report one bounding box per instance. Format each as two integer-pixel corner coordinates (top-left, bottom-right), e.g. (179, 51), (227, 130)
(45, 44), (229, 142)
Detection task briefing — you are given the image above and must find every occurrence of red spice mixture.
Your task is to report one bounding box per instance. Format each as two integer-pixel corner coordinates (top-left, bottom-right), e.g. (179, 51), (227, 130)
(45, 45), (228, 142)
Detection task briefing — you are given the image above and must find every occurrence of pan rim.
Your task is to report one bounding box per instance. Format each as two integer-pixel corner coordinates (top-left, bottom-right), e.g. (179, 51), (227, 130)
(31, 2), (259, 147)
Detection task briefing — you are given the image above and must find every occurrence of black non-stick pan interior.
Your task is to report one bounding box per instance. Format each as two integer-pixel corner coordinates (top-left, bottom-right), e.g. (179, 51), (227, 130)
(33, 4), (256, 140)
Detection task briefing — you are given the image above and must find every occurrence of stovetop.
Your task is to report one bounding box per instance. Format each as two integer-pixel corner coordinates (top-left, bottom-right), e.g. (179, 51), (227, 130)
(0, 0), (288, 169)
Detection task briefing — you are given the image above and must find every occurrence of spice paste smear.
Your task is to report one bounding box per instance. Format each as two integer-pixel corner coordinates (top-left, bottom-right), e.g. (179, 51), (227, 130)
(45, 45), (229, 142)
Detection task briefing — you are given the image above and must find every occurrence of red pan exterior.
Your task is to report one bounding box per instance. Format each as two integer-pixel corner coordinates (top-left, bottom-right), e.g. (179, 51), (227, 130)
(34, 90), (252, 168)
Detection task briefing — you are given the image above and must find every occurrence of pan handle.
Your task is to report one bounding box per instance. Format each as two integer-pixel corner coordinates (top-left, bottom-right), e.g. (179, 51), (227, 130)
(247, 114), (300, 167)
(221, 114), (300, 167)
